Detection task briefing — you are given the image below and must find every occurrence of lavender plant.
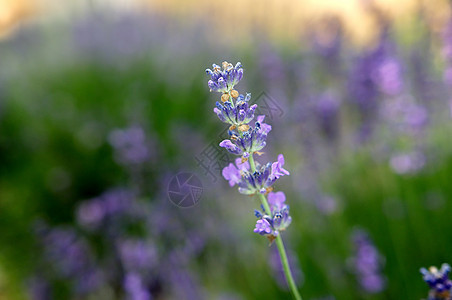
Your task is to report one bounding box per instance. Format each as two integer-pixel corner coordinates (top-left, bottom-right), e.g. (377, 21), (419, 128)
(205, 61), (302, 299)
(420, 263), (452, 300)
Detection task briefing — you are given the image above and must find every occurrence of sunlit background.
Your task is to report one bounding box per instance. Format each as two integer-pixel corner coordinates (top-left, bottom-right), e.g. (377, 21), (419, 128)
(1, 0), (452, 299)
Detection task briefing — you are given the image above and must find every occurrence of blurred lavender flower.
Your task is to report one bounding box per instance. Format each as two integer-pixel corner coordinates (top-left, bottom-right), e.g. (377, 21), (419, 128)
(347, 51), (380, 113)
(389, 151), (426, 175)
(347, 32), (398, 142)
(372, 56), (404, 96)
(76, 188), (135, 231)
(380, 95), (428, 135)
(349, 230), (386, 293)
(315, 194), (339, 216)
(420, 263), (452, 300)
(257, 43), (287, 83)
(38, 226), (104, 295)
(124, 272), (152, 300)
(108, 126), (151, 166)
(118, 238), (157, 273)
(34, 183), (209, 299)
(314, 92), (340, 140)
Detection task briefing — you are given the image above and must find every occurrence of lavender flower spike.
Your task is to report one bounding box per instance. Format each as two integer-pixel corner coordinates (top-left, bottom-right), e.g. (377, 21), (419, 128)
(420, 263), (452, 300)
(206, 61), (302, 300)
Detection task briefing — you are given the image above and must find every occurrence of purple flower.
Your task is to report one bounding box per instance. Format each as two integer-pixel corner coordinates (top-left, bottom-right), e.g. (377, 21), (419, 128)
(420, 263), (452, 300)
(254, 191), (292, 237)
(271, 154), (290, 179)
(254, 219), (273, 235)
(228, 155), (289, 195)
(272, 207), (292, 232)
(219, 120), (271, 157)
(222, 163), (241, 187)
(214, 93), (258, 126)
(256, 115), (272, 134)
(238, 162), (275, 195)
(206, 61), (243, 93)
(222, 158), (250, 187)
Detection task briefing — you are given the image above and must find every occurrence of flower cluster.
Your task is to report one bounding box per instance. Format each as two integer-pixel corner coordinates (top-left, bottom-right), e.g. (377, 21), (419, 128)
(214, 93), (257, 128)
(206, 61), (243, 94)
(219, 115), (272, 158)
(420, 263), (452, 300)
(222, 155), (289, 195)
(206, 61), (292, 240)
(254, 191), (292, 239)
(32, 189), (207, 299)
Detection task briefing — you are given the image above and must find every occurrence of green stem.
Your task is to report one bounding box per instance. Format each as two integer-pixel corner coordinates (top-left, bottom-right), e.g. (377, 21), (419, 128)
(274, 231), (303, 300)
(248, 153), (302, 300)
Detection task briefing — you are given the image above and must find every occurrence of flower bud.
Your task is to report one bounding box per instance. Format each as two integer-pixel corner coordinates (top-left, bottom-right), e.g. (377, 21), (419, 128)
(221, 93), (230, 102)
(238, 124), (250, 132)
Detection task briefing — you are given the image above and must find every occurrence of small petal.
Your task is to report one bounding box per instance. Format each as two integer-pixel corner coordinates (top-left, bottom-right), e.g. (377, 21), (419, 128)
(219, 140), (242, 155)
(271, 154), (290, 179)
(254, 219), (273, 235)
(222, 163), (241, 187)
(268, 191), (286, 212)
(234, 158), (250, 172)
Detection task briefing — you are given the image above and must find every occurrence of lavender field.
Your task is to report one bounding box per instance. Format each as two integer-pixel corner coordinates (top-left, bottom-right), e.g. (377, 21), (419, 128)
(0, 1), (452, 299)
